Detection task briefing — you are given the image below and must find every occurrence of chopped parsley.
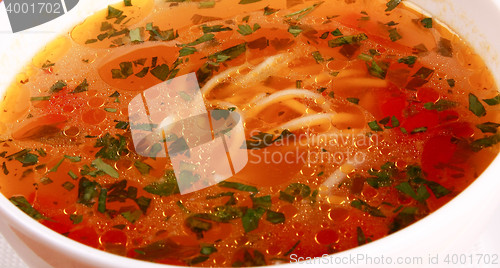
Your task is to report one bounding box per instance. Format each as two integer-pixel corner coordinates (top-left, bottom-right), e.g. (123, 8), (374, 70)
(470, 134), (500, 151)
(398, 56), (417, 67)
(288, 25), (303, 37)
(49, 80), (67, 93)
(9, 196), (45, 220)
(368, 120), (384, 132)
(94, 133), (128, 160)
(71, 79), (89, 94)
(218, 181), (258, 192)
(469, 93), (486, 117)
(424, 99), (457, 111)
(241, 207), (265, 232)
(476, 122), (500, 134)
(201, 25), (232, 33)
(328, 33), (368, 48)
(385, 0), (401, 12)
(483, 95), (500, 106)
(350, 199), (385, 217)
(238, 0), (261, 4)
(388, 28), (402, 42)
(264, 6), (279, 15)
(421, 18), (433, 28)
(143, 170), (180, 196)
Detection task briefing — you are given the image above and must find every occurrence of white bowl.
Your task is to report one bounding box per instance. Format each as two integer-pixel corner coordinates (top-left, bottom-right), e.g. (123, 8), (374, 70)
(0, 0), (499, 267)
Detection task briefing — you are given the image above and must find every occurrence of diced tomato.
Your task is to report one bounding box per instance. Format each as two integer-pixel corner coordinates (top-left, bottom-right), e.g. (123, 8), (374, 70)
(417, 87), (440, 103)
(68, 227), (99, 248)
(100, 230), (127, 246)
(41, 214), (73, 234)
(421, 135), (457, 180)
(401, 109), (439, 133)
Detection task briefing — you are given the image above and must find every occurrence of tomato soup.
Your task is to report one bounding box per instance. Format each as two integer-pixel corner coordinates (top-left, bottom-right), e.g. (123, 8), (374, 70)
(0, 0), (499, 266)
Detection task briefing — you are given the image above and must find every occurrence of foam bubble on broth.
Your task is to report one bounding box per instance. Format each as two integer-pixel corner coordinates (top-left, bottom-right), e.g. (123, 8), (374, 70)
(0, 0), (500, 266)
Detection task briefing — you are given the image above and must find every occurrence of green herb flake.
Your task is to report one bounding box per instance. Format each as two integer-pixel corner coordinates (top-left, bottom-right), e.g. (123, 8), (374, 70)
(179, 47), (197, 57)
(49, 80), (67, 93)
(476, 122), (500, 134)
(424, 99), (457, 111)
(72, 79), (89, 94)
(347, 97), (360, 104)
(421, 18), (433, 28)
(40, 177), (53, 185)
(134, 161), (152, 175)
(241, 207), (265, 232)
(469, 93), (486, 117)
(218, 181), (258, 192)
(279, 191), (295, 203)
(121, 209), (142, 223)
(200, 245), (217, 255)
(62, 181), (75, 191)
(328, 33), (368, 47)
(385, 0), (401, 12)
(288, 25), (303, 37)
(239, 0), (261, 4)
(331, 28), (343, 36)
(357, 227), (367, 245)
(350, 199), (385, 217)
(311, 51), (324, 63)
(2, 162), (8, 175)
(199, 1), (215, 8)
(264, 6), (279, 15)
(9, 196), (45, 220)
(124, 0), (132, 6)
(237, 24), (254, 36)
(94, 133), (128, 160)
(284, 2), (323, 21)
(104, 108), (117, 113)
(437, 37), (453, 57)
(15, 153), (39, 166)
(91, 158), (119, 178)
(470, 134), (500, 152)
(30, 96), (51, 101)
(368, 121), (384, 132)
(143, 170), (180, 196)
(129, 28), (143, 43)
(70, 214), (83, 224)
(411, 127), (428, 134)
(483, 95), (500, 106)
(266, 210), (285, 224)
(447, 79), (456, 88)
(202, 25), (232, 33)
(388, 28), (402, 42)
(396, 182), (429, 202)
(106, 6), (123, 20)
(398, 56), (417, 67)
(68, 170), (78, 180)
(283, 240), (300, 256)
(182, 33), (215, 47)
(252, 195), (272, 209)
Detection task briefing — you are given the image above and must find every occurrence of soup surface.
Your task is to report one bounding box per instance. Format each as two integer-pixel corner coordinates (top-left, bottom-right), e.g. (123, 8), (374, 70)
(1, 0), (500, 266)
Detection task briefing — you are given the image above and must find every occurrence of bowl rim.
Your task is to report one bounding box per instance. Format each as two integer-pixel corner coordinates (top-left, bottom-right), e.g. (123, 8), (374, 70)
(0, 0), (500, 267)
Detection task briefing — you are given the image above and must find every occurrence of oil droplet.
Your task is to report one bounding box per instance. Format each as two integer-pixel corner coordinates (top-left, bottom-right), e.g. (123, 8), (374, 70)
(328, 207), (350, 222)
(82, 109), (106, 125)
(340, 164), (354, 174)
(115, 159), (133, 171)
(88, 96), (105, 107)
(64, 126), (80, 137)
(315, 229), (339, 245)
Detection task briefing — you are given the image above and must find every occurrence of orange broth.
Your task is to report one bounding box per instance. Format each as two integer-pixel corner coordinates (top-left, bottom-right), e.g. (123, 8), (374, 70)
(1, 0), (500, 266)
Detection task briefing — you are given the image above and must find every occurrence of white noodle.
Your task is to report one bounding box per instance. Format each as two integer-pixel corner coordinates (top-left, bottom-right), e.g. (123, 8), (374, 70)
(244, 89), (331, 117)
